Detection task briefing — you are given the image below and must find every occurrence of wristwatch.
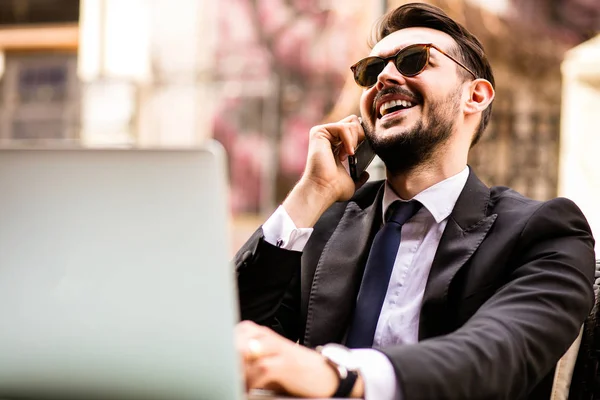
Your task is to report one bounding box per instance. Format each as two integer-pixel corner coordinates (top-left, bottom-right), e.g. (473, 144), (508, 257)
(316, 343), (360, 398)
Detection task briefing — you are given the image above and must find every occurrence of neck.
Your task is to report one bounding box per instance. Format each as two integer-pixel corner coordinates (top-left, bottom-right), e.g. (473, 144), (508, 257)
(386, 147), (468, 199)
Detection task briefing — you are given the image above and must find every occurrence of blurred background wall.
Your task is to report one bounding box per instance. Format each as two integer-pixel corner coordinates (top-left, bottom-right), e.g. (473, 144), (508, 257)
(0, 0), (597, 252)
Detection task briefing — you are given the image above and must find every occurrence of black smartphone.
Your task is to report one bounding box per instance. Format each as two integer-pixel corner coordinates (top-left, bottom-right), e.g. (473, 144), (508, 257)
(348, 119), (377, 182)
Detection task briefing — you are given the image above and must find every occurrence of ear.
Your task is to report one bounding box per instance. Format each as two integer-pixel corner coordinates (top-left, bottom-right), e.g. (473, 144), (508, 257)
(464, 79), (495, 116)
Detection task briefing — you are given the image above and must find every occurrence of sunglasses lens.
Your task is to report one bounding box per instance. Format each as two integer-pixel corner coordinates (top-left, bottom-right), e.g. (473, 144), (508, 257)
(397, 45), (428, 76)
(354, 58), (385, 87)
(352, 45), (430, 87)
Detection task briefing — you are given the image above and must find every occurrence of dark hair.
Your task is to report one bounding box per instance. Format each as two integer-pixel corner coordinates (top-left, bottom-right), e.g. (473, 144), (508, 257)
(371, 3), (494, 146)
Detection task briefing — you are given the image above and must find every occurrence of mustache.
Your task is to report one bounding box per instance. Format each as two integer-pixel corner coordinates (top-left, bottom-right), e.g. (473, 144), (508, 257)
(372, 86), (423, 114)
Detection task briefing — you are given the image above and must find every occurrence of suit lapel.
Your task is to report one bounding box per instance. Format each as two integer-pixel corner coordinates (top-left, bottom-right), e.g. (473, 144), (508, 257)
(419, 169), (497, 339)
(303, 185), (384, 347)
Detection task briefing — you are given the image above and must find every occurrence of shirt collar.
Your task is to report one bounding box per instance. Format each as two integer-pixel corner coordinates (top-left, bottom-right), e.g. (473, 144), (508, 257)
(382, 166), (470, 224)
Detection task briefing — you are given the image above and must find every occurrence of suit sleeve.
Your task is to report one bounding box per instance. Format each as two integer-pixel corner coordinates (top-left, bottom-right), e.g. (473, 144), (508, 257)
(234, 226), (304, 341)
(379, 197), (596, 399)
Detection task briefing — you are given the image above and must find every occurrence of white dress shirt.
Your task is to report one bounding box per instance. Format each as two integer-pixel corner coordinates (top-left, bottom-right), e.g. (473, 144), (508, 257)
(261, 167), (469, 400)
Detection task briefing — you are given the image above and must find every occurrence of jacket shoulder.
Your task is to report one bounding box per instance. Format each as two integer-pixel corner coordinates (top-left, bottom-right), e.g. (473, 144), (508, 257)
(489, 186), (589, 223)
(489, 185), (542, 210)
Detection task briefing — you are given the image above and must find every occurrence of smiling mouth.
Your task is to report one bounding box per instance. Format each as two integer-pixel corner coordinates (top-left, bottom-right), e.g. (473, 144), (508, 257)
(378, 99), (417, 119)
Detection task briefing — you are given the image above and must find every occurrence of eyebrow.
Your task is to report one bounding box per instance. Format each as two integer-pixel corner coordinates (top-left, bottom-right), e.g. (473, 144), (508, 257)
(378, 45), (408, 58)
(372, 48), (398, 58)
(372, 43), (411, 58)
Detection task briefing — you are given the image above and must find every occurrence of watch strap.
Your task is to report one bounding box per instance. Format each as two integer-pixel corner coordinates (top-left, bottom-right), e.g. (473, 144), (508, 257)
(333, 369), (358, 398)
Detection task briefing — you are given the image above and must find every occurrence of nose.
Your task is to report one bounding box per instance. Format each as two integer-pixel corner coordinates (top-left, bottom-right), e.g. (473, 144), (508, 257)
(375, 60), (407, 90)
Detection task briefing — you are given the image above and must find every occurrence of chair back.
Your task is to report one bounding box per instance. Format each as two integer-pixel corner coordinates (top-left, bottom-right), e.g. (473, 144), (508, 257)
(564, 259), (600, 399)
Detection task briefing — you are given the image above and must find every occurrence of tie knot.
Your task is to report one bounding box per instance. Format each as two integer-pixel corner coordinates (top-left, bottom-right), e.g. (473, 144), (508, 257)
(385, 200), (422, 226)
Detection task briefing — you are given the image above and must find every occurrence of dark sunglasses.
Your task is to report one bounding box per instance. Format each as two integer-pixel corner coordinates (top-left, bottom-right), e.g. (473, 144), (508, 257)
(350, 43), (477, 88)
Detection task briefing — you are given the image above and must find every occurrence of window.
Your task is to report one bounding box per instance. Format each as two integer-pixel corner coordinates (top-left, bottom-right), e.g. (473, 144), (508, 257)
(0, 52), (79, 143)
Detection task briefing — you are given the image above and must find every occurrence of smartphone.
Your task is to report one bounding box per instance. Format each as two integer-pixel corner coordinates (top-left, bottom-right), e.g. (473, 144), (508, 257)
(348, 119), (377, 182)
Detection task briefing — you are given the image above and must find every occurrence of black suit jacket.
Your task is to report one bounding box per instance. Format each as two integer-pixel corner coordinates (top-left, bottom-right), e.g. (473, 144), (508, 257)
(234, 169), (596, 399)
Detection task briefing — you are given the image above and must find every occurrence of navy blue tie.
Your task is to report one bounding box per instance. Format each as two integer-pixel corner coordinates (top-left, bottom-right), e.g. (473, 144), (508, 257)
(346, 200), (422, 348)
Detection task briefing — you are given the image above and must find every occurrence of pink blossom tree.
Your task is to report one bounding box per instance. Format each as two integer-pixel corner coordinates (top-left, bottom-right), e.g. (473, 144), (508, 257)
(213, 0), (365, 214)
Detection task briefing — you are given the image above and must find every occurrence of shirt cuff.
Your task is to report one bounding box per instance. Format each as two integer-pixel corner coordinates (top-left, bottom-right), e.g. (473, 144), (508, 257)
(261, 206), (314, 252)
(351, 349), (400, 400)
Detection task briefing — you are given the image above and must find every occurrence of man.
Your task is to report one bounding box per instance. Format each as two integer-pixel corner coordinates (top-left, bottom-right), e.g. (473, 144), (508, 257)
(234, 3), (596, 399)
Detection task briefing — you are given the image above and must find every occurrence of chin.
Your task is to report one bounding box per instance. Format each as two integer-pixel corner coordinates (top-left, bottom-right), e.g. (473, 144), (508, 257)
(377, 119), (417, 138)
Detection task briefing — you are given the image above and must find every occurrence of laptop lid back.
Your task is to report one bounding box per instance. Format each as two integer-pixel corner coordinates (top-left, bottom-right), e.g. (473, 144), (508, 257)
(0, 144), (241, 399)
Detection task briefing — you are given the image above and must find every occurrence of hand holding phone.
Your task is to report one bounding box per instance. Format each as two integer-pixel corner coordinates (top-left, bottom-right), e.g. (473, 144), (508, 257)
(283, 115), (374, 228)
(348, 118), (377, 182)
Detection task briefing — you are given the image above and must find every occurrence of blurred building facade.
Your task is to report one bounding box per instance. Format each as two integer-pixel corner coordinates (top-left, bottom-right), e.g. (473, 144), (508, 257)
(78, 0), (219, 147)
(0, 0), (219, 147)
(0, 0), (79, 143)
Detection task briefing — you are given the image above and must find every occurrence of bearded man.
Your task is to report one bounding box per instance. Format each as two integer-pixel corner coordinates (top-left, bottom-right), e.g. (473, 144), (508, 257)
(233, 3), (596, 399)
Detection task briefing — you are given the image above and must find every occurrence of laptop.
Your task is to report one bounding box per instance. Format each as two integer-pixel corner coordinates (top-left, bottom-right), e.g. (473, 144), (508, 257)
(0, 143), (243, 399)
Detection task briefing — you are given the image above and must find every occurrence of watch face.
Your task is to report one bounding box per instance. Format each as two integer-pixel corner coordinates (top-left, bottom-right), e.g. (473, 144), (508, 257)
(321, 344), (360, 371)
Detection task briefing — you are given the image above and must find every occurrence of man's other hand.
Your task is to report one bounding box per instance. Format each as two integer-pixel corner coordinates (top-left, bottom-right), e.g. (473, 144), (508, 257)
(235, 320), (364, 398)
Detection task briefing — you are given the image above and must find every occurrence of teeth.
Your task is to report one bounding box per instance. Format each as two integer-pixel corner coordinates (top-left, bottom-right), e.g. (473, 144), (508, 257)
(379, 99), (414, 116)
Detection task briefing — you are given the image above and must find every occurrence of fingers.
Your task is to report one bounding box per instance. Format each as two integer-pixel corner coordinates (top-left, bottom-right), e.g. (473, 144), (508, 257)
(244, 342), (340, 398)
(339, 114), (358, 123)
(311, 115), (362, 161)
(245, 355), (285, 392)
(338, 115), (362, 159)
(236, 321), (278, 362)
(236, 321), (342, 398)
(235, 322), (285, 392)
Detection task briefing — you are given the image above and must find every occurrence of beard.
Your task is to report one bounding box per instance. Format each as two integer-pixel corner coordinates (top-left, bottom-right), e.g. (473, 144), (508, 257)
(366, 86), (461, 175)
